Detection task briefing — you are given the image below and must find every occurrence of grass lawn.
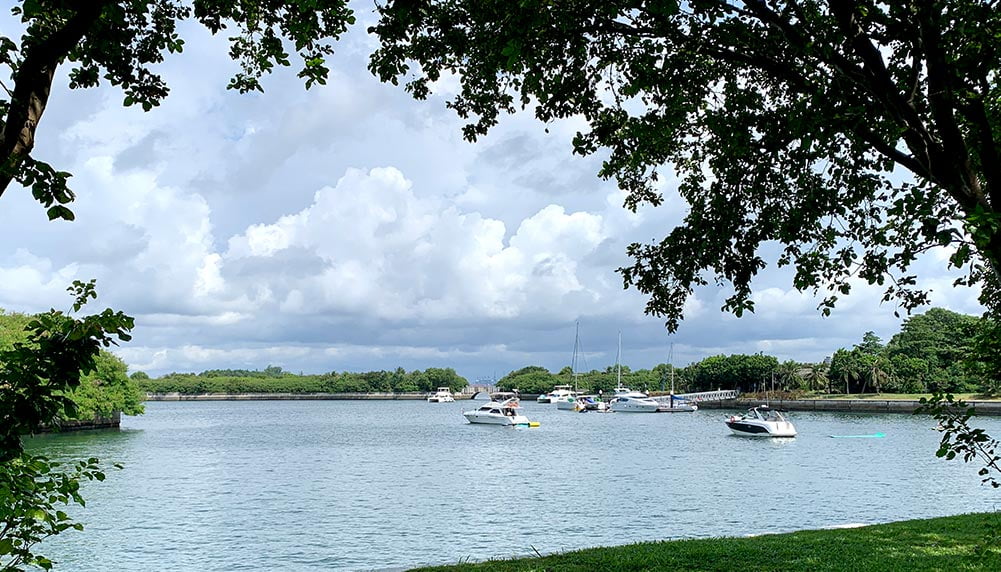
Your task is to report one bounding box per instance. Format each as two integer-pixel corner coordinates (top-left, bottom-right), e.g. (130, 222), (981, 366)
(806, 393), (999, 401)
(407, 513), (1001, 571)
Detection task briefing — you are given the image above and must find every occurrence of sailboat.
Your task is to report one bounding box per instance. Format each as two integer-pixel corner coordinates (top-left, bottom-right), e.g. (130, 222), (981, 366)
(555, 322), (583, 410)
(608, 332), (659, 413)
(658, 342), (698, 412)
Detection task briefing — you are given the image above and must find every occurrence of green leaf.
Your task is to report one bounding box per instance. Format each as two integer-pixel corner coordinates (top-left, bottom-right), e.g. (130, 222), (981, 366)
(46, 205), (75, 221)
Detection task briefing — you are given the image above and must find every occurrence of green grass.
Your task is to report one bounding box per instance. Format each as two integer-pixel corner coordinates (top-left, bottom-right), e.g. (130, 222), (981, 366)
(807, 393), (999, 401)
(408, 513), (1001, 571)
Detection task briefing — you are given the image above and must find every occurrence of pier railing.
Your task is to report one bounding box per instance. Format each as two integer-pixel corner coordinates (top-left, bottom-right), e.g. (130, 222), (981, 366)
(652, 389), (740, 404)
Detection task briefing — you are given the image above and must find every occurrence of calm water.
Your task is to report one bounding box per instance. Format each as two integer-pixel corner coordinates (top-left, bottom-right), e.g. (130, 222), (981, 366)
(25, 400), (1001, 571)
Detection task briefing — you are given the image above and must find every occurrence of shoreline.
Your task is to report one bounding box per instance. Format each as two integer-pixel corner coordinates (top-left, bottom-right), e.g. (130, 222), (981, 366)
(145, 391), (475, 401)
(144, 393), (1001, 415)
(697, 397), (1001, 415)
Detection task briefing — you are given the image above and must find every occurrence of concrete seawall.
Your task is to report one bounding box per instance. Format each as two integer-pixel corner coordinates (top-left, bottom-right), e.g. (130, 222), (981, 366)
(39, 412), (122, 432)
(698, 398), (1001, 416)
(145, 392), (474, 401)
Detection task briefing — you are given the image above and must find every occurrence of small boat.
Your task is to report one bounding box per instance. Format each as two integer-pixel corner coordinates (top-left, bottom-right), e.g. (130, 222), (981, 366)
(462, 398), (535, 426)
(573, 394), (608, 412)
(725, 405), (797, 437)
(426, 387), (455, 403)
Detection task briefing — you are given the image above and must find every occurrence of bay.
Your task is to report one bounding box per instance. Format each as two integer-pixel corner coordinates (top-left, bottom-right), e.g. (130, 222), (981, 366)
(25, 399), (1001, 571)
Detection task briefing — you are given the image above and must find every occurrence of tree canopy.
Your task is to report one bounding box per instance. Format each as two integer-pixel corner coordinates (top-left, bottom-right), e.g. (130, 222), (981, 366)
(0, 0), (354, 219)
(140, 366), (470, 394)
(370, 0), (1001, 330)
(0, 281), (134, 461)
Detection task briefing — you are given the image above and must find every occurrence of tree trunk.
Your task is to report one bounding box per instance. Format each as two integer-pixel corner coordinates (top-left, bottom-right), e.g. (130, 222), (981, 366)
(0, 3), (109, 197)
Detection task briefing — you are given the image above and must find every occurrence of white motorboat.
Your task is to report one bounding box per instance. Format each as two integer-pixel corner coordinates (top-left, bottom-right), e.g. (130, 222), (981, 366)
(555, 391), (580, 410)
(426, 387), (455, 403)
(608, 390), (660, 412)
(546, 384), (577, 408)
(462, 398), (535, 426)
(573, 394), (609, 412)
(725, 405), (797, 437)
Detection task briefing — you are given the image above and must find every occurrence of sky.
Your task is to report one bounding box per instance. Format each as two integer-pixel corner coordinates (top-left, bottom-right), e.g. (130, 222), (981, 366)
(0, 3), (985, 383)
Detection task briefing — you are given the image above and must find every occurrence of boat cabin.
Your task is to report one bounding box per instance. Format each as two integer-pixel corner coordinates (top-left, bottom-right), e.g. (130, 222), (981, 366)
(476, 399), (521, 416)
(490, 391), (519, 401)
(747, 406), (788, 422)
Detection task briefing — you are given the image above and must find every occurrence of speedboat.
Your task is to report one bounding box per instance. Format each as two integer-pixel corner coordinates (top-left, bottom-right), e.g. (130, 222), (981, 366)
(725, 405), (797, 437)
(463, 398), (534, 426)
(608, 386), (659, 412)
(426, 387), (455, 403)
(574, 394), (608, 412)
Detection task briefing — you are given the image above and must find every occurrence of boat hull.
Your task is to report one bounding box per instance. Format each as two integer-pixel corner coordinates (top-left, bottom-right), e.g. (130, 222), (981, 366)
(463, 412), (530, 425)
(610, 403), (659, 412)
(725, 420), (796, 437)
(658, 404), (698, 412)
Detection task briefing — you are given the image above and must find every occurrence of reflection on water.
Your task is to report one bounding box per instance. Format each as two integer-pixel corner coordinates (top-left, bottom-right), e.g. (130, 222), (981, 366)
(25, 400), (1001, 571)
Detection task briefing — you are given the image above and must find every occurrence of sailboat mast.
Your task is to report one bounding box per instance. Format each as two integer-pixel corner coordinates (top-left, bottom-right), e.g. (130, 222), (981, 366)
(669, 342), (675, 393)
(616, 331), (622, 387)
(571, 320), (580, 392)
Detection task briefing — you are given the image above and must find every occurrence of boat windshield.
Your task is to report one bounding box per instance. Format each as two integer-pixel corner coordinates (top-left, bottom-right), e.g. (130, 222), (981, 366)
(751, 408), (786, 421)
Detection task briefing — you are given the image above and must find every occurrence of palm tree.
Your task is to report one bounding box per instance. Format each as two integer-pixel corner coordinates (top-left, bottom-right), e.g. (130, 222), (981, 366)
(775, 361), (804, 391)
(805, 364), (829, 393)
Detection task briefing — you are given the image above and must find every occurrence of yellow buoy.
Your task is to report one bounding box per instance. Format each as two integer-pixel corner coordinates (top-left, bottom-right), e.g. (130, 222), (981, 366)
(529, 421), (540, 428)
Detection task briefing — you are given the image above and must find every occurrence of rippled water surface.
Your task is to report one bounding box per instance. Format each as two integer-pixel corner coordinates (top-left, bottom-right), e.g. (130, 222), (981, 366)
(25, 400), (1001, 571)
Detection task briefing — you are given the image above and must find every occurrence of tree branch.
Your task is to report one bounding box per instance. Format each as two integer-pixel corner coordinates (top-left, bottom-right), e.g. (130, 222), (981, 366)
(913, 0), (985, 209)
(0, 2), (111, 198)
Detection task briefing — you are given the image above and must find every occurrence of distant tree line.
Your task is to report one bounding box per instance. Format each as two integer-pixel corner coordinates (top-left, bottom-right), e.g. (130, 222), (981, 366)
(498, 308), (998, 396)
(137, 366), (469, 395)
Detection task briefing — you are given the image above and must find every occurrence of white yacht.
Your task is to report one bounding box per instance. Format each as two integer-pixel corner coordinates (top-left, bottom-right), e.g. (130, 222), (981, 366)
(555, 322), (585, 411)
(554, 389), (580, 410)
(725, 405), (797, 437)
(608, 388), (660, 412)
(426, 387), (455, 403)
(607, 333), (658, 413)
(462, 398), (535, 426)
(545, 385), (577, 408)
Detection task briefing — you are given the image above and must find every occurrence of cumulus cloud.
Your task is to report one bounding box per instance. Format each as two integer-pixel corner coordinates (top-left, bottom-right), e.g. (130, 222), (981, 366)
(222, 167), (618, 323)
